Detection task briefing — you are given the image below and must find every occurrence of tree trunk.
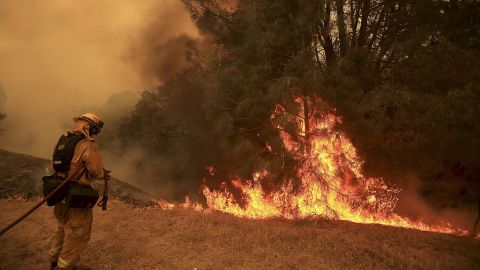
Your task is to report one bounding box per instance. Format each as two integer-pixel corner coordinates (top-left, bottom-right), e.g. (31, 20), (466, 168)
(349, 0), (360, 47)
(303, 94), (311, 155)
(335, 0), (348, 57)
(317, 0), (337, 68)
(357, 0), (371, 47)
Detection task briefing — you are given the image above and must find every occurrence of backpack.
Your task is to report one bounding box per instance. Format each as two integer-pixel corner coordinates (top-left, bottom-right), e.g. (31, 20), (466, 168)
(42, 132), (84, 206)
(52, 132), (84, 173)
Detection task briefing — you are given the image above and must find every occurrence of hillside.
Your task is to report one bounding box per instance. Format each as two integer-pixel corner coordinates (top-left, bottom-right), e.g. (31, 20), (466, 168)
(0, 150), (479, 269)
(0, 149), (155, 207)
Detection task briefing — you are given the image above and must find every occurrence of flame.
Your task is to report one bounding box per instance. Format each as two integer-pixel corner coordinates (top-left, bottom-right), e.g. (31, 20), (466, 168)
(181, 196), (204, 212)
(205, 165), (217, 176)
(200, 99), (469, 235)
(156, 199), (175, 210)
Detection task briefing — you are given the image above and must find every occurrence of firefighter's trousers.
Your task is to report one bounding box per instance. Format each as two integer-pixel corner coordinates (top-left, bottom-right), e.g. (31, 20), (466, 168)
(49, 202), (93, 269)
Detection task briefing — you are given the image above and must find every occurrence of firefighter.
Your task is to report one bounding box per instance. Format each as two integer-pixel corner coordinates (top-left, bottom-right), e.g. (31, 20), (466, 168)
(49, 113), (107, 270)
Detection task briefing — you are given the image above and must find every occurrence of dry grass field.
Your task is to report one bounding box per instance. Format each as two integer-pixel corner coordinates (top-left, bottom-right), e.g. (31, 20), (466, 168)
(1, 199), (479, 270)
(1, 149), (479, 269)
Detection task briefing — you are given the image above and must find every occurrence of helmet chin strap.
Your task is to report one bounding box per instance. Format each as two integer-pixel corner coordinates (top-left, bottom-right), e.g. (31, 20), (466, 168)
(83, 124), (91, 135)
(75, 122), (94, 141)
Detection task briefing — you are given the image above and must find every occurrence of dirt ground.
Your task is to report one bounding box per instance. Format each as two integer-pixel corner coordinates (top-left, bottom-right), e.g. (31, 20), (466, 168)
(1, 199), (479, 270)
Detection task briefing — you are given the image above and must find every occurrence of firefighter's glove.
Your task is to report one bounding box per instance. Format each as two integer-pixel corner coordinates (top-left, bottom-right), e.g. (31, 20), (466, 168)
(97, 192), (108, 210)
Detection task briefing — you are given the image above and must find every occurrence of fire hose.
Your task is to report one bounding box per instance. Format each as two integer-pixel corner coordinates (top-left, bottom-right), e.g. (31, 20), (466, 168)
(0, 166), (110, 236)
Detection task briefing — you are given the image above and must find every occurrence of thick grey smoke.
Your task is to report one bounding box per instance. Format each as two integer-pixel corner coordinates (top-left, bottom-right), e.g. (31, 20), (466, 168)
(0, 0), (199, 158)
(128, 1), (201, 83)
(0, 0), (206, 199)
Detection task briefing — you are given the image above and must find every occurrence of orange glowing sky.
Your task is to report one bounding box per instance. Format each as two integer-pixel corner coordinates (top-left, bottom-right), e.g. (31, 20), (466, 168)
(0, 0), (199, 157)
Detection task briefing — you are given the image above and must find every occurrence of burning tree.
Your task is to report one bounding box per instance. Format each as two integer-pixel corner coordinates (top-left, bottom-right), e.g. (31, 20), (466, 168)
(203, 99), (402, 220)
(116, 0), (479, 235)
(184, 0), (446, 179)
(181, 0), (480, 233)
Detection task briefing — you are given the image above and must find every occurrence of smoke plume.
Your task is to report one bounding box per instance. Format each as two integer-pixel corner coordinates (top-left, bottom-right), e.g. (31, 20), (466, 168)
(0, 0), (199, 158)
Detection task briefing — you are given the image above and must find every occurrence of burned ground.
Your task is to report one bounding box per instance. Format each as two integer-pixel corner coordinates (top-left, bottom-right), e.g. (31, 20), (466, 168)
(0, 149), (480, 269)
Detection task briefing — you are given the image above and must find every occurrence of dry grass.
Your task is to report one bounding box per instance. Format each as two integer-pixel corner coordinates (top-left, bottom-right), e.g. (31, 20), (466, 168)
(1, 148), (479, 269)
(1, 199), (479, 270)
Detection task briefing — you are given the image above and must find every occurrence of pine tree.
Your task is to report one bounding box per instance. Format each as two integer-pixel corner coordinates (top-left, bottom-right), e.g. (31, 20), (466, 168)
(183, 0), (480, 231)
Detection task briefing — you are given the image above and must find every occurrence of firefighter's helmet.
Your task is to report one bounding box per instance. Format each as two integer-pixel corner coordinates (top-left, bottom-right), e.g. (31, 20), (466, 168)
(73, 113), (104, 135)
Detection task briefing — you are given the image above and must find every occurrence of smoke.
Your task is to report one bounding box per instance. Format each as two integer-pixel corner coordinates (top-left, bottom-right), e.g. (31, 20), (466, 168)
(0, 87), (6, 131)
(128, 2), (201, 83)
(98, 71), (225, 200)
(86, 1), (213, 198)
(394, 174), (476, 230)
(0, 86), (5, 113)
(0, 0), (199, 158)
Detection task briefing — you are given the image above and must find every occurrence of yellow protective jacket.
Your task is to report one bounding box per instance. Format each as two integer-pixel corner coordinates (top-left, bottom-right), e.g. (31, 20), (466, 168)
(64, 124), (104, 185)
